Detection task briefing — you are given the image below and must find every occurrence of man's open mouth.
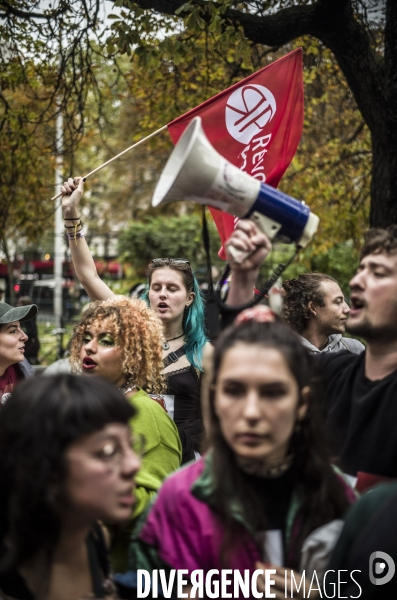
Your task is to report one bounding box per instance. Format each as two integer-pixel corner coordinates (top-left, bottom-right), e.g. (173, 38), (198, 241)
(351, 296), (364, 310)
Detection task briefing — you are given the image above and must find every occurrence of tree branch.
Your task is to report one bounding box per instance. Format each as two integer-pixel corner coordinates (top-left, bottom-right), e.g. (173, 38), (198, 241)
(310, 0), (386, 136)
(0, 1), (65, 20)
(129, 0), (385, 134)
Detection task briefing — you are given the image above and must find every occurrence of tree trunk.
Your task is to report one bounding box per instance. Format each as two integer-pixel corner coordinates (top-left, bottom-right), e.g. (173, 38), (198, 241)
(370, 129), (397, 228)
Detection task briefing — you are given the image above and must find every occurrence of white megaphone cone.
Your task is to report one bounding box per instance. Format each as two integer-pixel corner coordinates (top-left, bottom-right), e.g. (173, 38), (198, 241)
(153, 117), (319, 262)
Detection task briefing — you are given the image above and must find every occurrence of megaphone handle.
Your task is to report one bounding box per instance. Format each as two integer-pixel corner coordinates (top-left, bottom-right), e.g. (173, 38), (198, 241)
(216, 248), (299, 313)
(227, 244), (251, 265)
(227, 213), (283, 264)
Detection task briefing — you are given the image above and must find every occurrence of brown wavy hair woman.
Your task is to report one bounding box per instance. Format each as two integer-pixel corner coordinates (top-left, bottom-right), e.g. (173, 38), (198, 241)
(69, 295), (182, 573)
(69, 296), (166, 394)
(61, 177), (208, 464)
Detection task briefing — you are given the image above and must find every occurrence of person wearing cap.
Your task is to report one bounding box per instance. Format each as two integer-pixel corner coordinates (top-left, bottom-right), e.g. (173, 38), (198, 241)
(0, 301), (37, 405)
(17, 296), (41, 364)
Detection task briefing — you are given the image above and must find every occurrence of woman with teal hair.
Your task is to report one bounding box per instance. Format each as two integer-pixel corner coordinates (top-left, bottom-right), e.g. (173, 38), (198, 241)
(142, 257), (208, 462)
(61, 177), (209, 463)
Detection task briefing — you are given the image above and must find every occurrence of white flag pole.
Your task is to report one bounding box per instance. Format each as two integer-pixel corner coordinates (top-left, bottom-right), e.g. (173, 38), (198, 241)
(51, 124), (168, 201)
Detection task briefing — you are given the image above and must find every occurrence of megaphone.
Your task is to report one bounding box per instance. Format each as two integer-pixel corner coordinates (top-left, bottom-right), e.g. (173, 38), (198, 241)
(153, 117), (319, 262)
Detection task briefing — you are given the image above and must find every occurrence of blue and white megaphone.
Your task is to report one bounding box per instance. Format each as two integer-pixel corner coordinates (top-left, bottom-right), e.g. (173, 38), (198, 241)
(152, 117), (319, 262)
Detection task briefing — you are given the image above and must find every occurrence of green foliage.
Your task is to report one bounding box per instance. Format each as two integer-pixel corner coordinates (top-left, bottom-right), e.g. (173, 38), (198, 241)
(103, 28), (372, 258)
(0, 2), (124, 255)
(107, 0), (252, 72)
(0, 1), (105, 152)
(0, 0), (378, 293)
(104, 0), (380, 246)
(118, 211), (224, 278)
(252, 240), (359, 307)
(284, 41), (371, 256)
(37, 323), (73, 366)
(0, 60), (57, 283)
(309, 241), (360, 297)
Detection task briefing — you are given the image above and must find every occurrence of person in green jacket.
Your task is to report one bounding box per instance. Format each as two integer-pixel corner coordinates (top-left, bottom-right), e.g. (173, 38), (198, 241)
(69, 295), (182, 571)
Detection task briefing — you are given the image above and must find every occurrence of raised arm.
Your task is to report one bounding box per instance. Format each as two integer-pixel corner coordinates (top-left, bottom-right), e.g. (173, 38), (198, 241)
(61, 177), (116, 301)
(225, 220), (272, 306)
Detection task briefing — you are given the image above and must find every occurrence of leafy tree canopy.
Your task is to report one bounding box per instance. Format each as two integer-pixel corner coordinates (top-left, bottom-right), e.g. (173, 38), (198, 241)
(118, 211), (224, 277)
(0, 0), (385, 275)
(106, 0), (394, 228)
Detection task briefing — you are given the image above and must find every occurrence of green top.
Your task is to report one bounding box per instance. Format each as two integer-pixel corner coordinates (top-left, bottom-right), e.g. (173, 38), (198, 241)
(111, 388), (182, 572)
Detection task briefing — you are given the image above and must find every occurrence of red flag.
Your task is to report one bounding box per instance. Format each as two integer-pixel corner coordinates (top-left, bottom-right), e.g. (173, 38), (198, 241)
(167, 49), (304, 258)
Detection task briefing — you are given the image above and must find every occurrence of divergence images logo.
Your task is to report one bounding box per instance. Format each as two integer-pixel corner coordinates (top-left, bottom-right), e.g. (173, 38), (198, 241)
(369, 551), (395, 585)
(225, 84), (276, 145)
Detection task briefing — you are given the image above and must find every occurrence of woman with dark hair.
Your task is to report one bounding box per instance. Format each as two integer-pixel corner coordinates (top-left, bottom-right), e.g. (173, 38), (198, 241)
(0, 374), (141, 599)
(131, 306), (355, 597)
(0, 301), (37, 404)
(61, 177), (208, 463)
(16, 296), (40, 365)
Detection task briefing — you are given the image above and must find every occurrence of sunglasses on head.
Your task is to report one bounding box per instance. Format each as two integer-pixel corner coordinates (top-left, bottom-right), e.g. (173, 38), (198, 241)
(151, 258), (190, 266)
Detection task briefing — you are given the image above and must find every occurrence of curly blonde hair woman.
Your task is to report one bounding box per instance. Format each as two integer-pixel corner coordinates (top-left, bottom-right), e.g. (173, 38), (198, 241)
(70, 296), (166, 394)
(69, 296), (182, 574)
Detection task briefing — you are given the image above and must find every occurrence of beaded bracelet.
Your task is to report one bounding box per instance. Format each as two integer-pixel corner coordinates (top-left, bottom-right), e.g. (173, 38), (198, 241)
(66, 230), (85, 245)
(65, 220), (82, 241)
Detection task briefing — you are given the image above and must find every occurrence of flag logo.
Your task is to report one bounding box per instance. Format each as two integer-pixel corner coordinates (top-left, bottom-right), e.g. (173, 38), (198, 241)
(167, 48), (303, 258)
(225, 84), (277, 145)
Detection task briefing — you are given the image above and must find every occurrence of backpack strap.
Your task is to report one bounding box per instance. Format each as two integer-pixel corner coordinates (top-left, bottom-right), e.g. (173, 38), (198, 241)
(340, 338), (352, 352)
(163, 344), (187, 368)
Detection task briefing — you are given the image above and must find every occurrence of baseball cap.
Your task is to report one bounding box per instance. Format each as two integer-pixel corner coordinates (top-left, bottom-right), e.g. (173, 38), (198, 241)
(0, 302), (38, 325)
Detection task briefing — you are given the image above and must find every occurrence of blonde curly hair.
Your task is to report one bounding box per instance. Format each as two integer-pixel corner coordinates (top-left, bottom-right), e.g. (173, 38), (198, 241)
(69, 296), (166, 394)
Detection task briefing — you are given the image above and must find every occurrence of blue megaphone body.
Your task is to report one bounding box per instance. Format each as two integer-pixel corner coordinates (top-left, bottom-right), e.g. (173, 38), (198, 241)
(152, 117), (319, 259)
(246, 185), (311, 245)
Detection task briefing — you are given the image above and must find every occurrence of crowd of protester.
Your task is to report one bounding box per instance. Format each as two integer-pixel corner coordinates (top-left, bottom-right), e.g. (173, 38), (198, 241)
(0, 174), (397, 599)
